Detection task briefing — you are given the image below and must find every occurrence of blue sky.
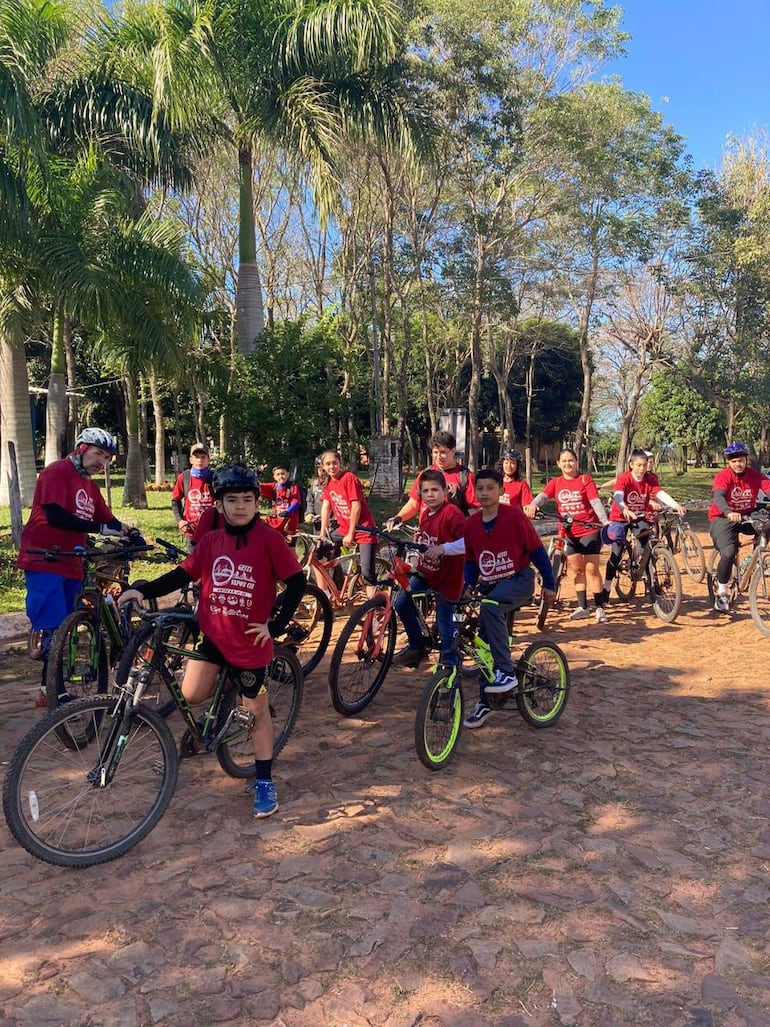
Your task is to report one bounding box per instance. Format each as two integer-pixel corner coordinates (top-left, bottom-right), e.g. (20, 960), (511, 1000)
(601, 0), (769, 171)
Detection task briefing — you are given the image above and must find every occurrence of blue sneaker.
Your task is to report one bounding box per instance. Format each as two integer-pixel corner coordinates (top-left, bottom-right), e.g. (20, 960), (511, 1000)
(253, 779), (279, 819)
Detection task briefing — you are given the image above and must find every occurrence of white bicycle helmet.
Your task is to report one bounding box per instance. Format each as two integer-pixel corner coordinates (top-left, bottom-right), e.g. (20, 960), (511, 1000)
(75, 427), (117, 454)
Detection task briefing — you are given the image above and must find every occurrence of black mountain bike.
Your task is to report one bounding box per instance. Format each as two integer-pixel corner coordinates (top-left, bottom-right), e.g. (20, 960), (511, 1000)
(612, 516), (682, 623)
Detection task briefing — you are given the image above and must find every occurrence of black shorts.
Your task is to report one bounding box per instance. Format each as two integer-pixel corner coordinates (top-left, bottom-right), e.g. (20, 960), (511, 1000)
(563, 531), (602, 557)
(196, 634), (267, 699)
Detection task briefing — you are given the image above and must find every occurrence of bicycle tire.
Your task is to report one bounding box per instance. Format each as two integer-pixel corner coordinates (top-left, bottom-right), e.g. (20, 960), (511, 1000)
(328, 595), (396, 715)
(46, 610), (109, 748)
(748, 555), (770, 637)
(114, 623), (180, 720)
(215, 647), (304, 775)
(678, 529), (705, 582)
(515, 640), (570, 728)
(273, 581), (333, 677)
(706, 547), (719, 601)
(648, 546), (682, 623)
(414, 667), (463, 770)
(2, 696), (178, 868)
(614, 542), (637, 600)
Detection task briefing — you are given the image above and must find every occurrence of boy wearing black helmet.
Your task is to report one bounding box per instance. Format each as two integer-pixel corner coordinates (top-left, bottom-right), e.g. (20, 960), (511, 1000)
(120, 465), (305, 819)
(709, 443), (770, 612)
(17, 427), (132, 707)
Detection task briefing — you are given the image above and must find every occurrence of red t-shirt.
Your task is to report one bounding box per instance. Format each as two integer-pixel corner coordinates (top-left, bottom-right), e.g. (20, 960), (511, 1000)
(192, 506), (221, 544)
(181, 520), (301, 669)
(171, 472), (215, 526)
(322, 471), (376, 543)
(408, 465), (479, 516)
(708, 466), (770, 520)
(414, 501), (466, 599)
(609, 471), (661, 522)
(17, 458), (113, 580)
(260, 481), (301, 534)
(464, 503), (543, 584)
(500, 479), (533, 508)
(543, 474), (601, 538)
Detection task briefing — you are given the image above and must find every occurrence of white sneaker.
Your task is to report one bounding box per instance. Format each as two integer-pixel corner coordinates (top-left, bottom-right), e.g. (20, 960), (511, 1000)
(714, 594), (730, 613)
(595, 607), (607, 623)
(568, 606), (590, 620)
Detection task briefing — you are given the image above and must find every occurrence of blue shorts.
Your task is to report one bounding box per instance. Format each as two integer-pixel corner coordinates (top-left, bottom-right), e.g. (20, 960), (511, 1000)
(24, 572), (81, 630)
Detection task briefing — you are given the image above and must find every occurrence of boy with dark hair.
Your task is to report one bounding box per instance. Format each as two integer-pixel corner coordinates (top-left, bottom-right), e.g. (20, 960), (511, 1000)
(387, 430), (479, 527)
(120, 464), (305, 819)
(462, 467), (556, 729)
(392, 469), (466, 668)
(260, 464), (303, 536)
(171, 443), (215, 547)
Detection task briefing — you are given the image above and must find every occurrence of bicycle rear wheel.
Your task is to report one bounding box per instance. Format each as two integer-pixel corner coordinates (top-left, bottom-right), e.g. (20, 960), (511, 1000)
(414, 667), (463, 770)
(274, 581), (333, 677)
(649, 546), (682, 623)
(680, 529), (706, 582)
(328, 595), (396, 715)
(515, 641), (570, 728)
(748, 555), (770, 637)
(614, 543), (637, 600)
(2, 696), (178, 868)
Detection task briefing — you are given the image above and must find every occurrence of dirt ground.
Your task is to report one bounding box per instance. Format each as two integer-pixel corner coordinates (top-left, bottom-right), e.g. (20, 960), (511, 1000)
(2, 529), (770, 1027)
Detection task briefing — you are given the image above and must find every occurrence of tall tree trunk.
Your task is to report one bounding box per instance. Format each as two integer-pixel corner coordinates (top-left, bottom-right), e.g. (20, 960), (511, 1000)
(467, 237), (485, 471)
(122, 373), (148, 508)
(573, 245), (600, 464)
(236, 146), (265, 354)
(149, 369), (166, 486)
(65, 326), (77, 442)
(0, 334), (37, 506)
(45, 304), (69, 465)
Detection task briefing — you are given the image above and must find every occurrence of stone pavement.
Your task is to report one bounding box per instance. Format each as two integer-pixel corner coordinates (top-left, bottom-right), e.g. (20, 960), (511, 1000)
(2, 586), (770, 1027)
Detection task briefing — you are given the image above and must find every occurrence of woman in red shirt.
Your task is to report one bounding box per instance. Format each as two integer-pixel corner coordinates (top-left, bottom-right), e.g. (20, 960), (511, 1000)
(497, 448), (533, 509)
(525, 448), (608, 622)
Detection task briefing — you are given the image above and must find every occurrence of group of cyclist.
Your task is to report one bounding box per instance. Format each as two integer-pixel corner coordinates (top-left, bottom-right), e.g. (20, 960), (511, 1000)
(17, 425), (770, 820)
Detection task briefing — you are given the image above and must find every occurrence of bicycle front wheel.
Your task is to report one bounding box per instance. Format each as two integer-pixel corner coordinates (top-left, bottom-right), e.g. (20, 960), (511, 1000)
(414, 667), (463, 770)
(649, 546), (682, 623)
(748, 555), (770, 637)
(268, 647), (304, 758)
(680, 529), (706, 582)
(614, 544), (637, 600)
(515, 641), (570, 728)
(46, 609), (109, 709)
(328, 595), (396, 715)
(2, 696), (178, 868)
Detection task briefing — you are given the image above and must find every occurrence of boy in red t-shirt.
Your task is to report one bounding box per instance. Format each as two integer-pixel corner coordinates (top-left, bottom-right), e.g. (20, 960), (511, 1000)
(260, 464), (302, 536)
(119, 465), (305, 820)
(318, 450), (378, 597)
(462, 468), (556, 729)
(392, 470), (466, 668)
(171, 443), (216, 548)
(386, 430), (479, 527)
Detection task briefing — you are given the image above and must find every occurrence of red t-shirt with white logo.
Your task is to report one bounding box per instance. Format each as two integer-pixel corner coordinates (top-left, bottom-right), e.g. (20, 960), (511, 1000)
(609, 471), (661, 522)
(181, 520), (301, 669)
(17, 458), (113, 580)
(543, 474), (601, 538)
(408, 465), (479, 514)
(464, 503), (543, 584)
(172, 472), (215, 527)
(322, 471), (376, 543)
(260, 481), (301, 534)
(414, 501), (466, 599)
(500, 479), (533, 508)
(708, 467), (770, 520)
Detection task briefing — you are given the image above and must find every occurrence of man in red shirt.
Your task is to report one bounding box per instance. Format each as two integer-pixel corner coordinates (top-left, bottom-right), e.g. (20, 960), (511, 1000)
(709, 442), (770, 612)
(17, 428), (132, 706)
(387, 430), (479, 528)
(392, 469), (466, 668)
(171, 442), (216, 548)
(120, 465), (305, 820)
(462, 468), (556, 729)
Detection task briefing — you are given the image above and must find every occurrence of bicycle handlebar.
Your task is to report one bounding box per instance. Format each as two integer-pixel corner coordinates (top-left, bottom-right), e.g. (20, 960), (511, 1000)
(26, 537), (153, 562)
(358, 525), (428, 552)
(155, 536), (187, 560)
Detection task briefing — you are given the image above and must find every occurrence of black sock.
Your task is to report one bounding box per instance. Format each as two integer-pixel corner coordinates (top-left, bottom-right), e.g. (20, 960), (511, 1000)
(254, 759), (272, 781)
(593, 591), (605, 609)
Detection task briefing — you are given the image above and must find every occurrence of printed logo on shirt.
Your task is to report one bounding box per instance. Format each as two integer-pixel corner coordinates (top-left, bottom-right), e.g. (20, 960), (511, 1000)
(625, 488), (647, 512)
(212, 556), (236, 586)
(730, 485), (754, 510)
(75, 487), (95, 520)
(557, 486), (587, 516)
(478, 548), (516, 581)
(328, 487), (350, 519)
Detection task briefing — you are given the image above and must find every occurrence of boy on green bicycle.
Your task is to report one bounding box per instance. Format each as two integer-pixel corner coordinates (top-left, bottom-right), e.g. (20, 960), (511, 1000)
(119, 465), (305, 819)
(462, 468), (557, 729)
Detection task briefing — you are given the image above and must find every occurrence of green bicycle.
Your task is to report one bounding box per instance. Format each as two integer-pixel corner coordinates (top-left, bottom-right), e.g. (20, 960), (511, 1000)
(414, 597), (571, 771)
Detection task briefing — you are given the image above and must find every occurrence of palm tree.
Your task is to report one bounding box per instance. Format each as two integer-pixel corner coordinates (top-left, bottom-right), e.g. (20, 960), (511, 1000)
(112, 0), (430, 354)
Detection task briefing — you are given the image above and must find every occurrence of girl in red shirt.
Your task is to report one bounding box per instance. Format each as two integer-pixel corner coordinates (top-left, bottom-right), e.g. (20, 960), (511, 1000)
(525, 448), (609, 621)
(318, 450), (378, 597)
(497, 448), (533, 509)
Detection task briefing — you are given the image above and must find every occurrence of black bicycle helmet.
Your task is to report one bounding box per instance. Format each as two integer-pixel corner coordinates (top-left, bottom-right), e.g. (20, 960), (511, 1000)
(502, 448), (523, 462)
(212, 464), (259, 498)
(724, 441), (749, 459)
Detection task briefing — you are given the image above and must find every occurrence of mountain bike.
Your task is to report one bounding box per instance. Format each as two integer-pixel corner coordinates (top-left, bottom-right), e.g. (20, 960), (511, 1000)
(706, 506), (770, 635)
(415, 596), (570, 771)
(290, 530), (391, 610)
(2, 609), (303, 868)
(655, 509), (706, 582)
(27, 536), (154, 721)
(611, 516), (682, 623)
(327, 527), (438, 716)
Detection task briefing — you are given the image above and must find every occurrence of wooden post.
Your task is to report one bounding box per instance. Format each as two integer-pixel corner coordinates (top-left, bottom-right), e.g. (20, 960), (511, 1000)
(7, 441), (23, 548)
